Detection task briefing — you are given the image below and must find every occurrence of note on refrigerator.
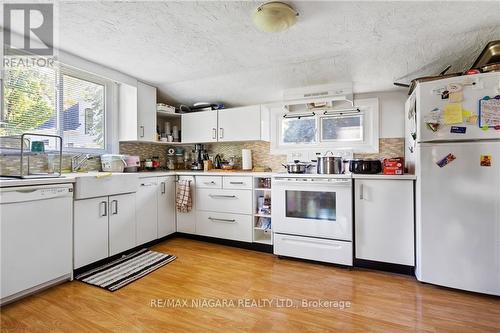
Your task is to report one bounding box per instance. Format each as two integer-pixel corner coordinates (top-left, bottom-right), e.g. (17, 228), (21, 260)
(443, 103), (463, 124)
(479, 97), (500, 128)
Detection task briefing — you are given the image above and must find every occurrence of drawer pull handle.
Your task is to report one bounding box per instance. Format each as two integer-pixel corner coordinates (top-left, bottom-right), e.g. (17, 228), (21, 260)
(229, 181), (244, 185)
(204, 181), (216, 185)
(209, 194), (237, 199)
(208, 217), (236, 223)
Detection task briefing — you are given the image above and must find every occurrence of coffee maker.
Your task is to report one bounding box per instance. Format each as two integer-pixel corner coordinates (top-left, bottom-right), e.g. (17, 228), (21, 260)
(191, 144), (206, 170)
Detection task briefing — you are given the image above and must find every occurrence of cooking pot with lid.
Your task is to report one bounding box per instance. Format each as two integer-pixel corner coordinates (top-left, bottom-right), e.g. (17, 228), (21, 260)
(282, 160), (312, 174)
(316, 151), (343, 174)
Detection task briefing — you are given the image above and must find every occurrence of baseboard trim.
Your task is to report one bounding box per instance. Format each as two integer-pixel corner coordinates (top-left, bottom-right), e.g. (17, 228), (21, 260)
(176, 233), (273, 253)
(354, 258), (415, 276)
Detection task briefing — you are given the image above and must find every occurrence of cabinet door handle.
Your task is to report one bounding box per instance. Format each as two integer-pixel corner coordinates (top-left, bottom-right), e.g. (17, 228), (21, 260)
(100, 201), (107, 217)
(212, 128), (217, 140)
(208, 217), (236, 223)
(209, 194), (237, 199)
(161, 182), (166, 194)
(219, 128), (224, 139)
(140, 125), (145, 138)
(229, 181), (244, 185)
(359, 184), (364, 200)
(111, 200), (118, 215)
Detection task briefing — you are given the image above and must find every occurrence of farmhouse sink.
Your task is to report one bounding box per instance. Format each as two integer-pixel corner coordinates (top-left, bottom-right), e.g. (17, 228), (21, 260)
(69, 172), (140, 199)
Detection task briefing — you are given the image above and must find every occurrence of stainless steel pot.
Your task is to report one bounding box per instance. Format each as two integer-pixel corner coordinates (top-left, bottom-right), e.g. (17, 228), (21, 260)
(282, 160), (312, 174)
(316, 152), (343, 174)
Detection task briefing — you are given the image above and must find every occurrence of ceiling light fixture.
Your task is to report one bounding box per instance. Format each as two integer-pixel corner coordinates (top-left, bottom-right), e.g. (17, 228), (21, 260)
(252, 2), (299, 33)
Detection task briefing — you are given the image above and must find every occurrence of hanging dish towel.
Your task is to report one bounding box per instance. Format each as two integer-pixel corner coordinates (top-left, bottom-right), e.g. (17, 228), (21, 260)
(176, 179), (192, 213)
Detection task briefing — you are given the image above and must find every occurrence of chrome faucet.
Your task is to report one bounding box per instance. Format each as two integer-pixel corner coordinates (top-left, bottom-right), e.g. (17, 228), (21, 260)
(71, 153), (93, 172)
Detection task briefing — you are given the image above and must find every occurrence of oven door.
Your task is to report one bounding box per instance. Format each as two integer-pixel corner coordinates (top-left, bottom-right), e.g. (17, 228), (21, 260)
(272, 177), (352, 241)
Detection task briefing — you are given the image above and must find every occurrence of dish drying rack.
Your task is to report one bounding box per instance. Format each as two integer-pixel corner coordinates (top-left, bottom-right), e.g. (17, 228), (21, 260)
(0, 133), (63, 179)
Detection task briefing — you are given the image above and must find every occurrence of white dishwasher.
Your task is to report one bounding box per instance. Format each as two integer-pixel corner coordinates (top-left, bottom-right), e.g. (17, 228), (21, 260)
(0, 183), (73, 305)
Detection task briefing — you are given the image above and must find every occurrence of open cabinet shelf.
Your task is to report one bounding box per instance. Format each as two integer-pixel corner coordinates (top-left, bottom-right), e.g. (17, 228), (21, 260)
(253, 176), (272, 245)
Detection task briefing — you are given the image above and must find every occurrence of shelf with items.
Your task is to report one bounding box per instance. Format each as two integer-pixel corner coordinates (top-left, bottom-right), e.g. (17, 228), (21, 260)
(253, 176), (272, 245)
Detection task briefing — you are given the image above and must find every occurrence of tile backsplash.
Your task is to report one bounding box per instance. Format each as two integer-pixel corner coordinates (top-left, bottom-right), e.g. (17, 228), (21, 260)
(119, 138), (405, 172)
(0, 138), (405, 176)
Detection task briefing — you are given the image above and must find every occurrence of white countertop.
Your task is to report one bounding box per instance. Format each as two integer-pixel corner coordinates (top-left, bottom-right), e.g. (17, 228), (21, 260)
(0, 170), (416, 187)
(0, 176), (76, 188)
(351, 174), (416, 180)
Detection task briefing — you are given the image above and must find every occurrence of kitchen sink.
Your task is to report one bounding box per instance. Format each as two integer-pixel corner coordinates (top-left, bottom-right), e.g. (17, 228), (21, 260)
(68, 172), (140, 199)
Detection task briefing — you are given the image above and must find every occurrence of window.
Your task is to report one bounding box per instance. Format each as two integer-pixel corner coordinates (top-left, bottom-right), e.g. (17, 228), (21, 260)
(320, 114), (364, 142)
(270, 98), (379, 154)
(62, 74), (105, 149)
(1, 66), (111, 152)
(281, 116), (317, 144)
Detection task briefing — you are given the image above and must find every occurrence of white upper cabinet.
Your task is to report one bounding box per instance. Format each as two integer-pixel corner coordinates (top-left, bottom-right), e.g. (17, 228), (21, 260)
(118, 81), (157, 142)
(181, 105), (270, 143)
(137, 82), (157, 141)
(218, 105), (261, 142)
(181, 111), (218, 144)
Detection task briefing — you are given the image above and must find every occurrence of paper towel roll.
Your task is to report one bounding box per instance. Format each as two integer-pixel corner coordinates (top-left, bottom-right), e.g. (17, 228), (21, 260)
(242, 149), (252, 170)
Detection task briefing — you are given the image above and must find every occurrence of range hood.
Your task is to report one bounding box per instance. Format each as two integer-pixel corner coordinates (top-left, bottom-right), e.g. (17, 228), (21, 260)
(283, 83), (354, 110)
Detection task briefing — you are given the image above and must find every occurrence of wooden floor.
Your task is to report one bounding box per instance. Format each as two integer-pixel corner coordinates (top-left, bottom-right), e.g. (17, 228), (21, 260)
(1, 238), (499, 333)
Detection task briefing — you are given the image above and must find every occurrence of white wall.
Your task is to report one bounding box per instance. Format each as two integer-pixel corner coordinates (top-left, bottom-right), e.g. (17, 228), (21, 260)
(355, 90), (407, 138)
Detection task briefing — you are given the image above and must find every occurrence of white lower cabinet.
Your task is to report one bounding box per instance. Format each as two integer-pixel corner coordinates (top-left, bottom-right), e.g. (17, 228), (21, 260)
(136, 179), (159, 244)
(74, 193), (136, 269)
(274, 234), (353, 266)
(354, 179), (414, 266)
(196, 211), (252, 242)
(109, 193), (136, 256)
(191, 176), (253, 243)
(157, 176), (176, 237)
(176, 176), (196, 234)
(196, 188), (252, 215)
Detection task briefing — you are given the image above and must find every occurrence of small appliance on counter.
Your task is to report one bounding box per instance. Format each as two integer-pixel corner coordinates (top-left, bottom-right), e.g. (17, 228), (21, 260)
(382, 157), (404, 175)
(101, 154), (127, 172)
(124, 155), (140, 172)
(191, 144), (206, 170)
(349, 159), (382, 174)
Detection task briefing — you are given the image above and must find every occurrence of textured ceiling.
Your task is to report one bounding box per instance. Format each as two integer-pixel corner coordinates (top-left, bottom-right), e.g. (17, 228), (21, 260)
(56, 1), (500, 106)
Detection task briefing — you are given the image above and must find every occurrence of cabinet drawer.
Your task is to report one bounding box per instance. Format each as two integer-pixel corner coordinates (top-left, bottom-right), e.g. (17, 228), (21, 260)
(196, 211), (252, 242)
(274, 234), (353, 266)
(196, 176), (222, 189)
(196, 189), (252, 214)
(223, 176), (252, 190)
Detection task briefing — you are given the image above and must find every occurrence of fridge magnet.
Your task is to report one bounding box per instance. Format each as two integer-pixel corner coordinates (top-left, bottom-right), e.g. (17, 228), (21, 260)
(449, 91), (463, 103)
(479, 96), (500, 128)
(443, 103), (463, 124)
(447, 83), (463, 93)
(450, 126), (466, 134)
(441, 90), (449, 100)
(481, 125), (489, 131)
(467, 115), (478, 125)
(431, 87), (446, 96)
(436, 153), (456, 168)
(426, 123), (440, 132)
(480, 155), (492, 167)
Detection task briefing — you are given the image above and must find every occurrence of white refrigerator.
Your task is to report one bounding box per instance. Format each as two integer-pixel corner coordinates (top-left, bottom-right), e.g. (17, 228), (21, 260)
(405, 72), (500, 295)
